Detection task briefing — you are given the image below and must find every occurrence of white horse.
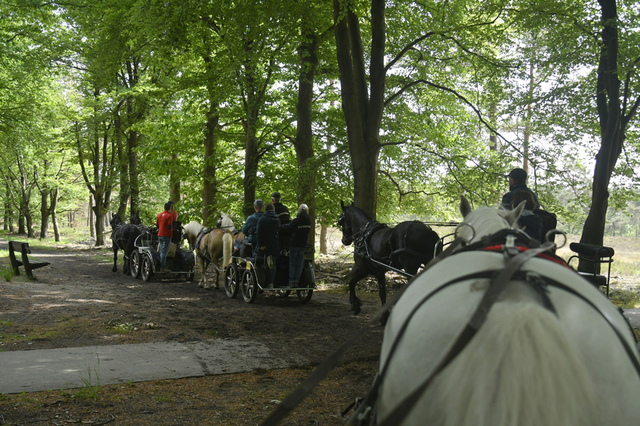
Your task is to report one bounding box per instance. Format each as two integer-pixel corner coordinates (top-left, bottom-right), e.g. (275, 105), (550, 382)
(183, 213), (234, 290)
(376, 196), (640, 426)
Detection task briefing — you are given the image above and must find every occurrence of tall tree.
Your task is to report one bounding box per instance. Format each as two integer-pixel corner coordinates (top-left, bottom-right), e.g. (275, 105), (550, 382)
(580, 0), (640, 251)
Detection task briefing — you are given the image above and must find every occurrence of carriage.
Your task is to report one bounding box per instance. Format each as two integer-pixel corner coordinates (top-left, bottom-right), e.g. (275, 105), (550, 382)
(129, 223), (196, 282)
(223, 245), (316, 304)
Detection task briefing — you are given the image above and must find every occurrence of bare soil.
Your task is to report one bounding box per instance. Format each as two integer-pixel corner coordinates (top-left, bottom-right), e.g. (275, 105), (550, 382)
(0, 240), (390, 425)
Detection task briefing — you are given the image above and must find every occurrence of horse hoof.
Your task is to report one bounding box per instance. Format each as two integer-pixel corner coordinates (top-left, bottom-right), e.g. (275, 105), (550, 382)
(352, 305), (361, 316)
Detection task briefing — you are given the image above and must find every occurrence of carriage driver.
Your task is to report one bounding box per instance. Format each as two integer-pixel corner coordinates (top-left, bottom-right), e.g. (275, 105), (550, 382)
(500, 168), (540, 211)
(237, 199), (265, 256)
(156, 202), (173, 272)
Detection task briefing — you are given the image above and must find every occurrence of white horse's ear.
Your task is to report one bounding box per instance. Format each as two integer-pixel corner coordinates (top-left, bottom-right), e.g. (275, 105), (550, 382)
(503, 200), (526, 226)
(460, 195), (472, 218)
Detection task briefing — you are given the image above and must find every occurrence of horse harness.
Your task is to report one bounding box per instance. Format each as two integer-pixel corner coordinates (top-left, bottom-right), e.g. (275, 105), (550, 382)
(352, 220), (419, 279)
(261, 229), (640, 426)
(353, 231), (640, 426)
(192, 226), (234, 265)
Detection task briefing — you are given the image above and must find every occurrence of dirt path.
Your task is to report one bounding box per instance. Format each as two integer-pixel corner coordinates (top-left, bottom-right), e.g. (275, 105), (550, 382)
(0, 240), (384, 425)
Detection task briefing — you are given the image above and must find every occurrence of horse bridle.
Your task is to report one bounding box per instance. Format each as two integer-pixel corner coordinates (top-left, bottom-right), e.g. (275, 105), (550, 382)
(370, 239), (640, 426)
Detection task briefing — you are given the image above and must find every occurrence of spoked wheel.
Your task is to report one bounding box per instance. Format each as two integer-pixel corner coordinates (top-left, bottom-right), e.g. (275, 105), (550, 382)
(297, 287), (313, 303)
(141, 255), (153, 282)
(241, 269), (258, 303)
(297, 263), (315, 303)
(277, 290), (291, 298)
(130, 251), (141, 279)
(224, 263), (239, 298)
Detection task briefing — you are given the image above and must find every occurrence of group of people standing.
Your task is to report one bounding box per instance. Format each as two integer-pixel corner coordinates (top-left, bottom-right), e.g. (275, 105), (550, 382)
(240, 192), (312, 288)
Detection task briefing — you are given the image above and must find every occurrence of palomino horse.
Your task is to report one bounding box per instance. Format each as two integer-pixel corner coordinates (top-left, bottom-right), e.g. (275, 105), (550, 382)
(338, 201), (441, 322)
(110, 211), (143, 274)
(183, 213), (234, 290)
(373, 197), (640, 426)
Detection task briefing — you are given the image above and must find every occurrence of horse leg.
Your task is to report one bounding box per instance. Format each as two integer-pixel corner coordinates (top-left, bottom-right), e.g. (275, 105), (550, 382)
(198, 258), (208, 288)
(376, 272), (390, 325)
(348, 263), (369, 315)
(112, 245), (118, 272)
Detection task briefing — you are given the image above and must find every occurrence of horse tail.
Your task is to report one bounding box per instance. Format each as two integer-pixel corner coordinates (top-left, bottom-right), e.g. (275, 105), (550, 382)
(424, 302), (596, 426)
(222, 230), (233, 269)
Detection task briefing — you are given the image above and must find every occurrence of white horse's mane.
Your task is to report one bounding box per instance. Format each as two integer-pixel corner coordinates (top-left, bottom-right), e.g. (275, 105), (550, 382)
(458, 196), (524, 244)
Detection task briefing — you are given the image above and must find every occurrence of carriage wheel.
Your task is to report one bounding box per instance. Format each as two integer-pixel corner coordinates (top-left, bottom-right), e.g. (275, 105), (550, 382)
(297, 262), (315, 303)
(224, 263), (239, 298)
(241, 269), (258, 303)
(141, 255), (153, 282)
(277, 290), (291, 298)
(130, 251), (141, 279)
(296, 288), (313, 303)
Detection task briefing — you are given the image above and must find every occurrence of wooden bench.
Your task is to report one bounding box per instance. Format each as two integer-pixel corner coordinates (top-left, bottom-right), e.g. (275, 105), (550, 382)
(568, 242), (614, 297)
(8, 240), (51, 278)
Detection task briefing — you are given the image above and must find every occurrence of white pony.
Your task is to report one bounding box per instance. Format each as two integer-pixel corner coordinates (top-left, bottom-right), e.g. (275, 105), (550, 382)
(183, 213), (234, 290)
(376, 196), (640, 426)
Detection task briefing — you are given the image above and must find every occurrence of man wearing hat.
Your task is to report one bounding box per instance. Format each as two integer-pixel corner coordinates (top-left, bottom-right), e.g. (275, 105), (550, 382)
(501, 168), (540, 210)
(271, 191), (290, 225)
(241, 199), (265, 252)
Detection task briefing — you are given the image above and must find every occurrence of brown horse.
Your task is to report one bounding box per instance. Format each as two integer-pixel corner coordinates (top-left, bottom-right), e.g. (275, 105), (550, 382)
(183, 214), (234, 290)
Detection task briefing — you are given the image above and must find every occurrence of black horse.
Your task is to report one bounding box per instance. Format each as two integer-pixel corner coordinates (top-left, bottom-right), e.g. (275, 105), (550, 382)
(338, 201), (441, 321)
(110, 211), (143, 274)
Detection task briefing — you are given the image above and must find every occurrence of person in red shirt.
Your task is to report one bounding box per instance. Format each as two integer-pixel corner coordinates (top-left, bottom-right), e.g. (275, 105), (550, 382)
(156, 202), (173, 272)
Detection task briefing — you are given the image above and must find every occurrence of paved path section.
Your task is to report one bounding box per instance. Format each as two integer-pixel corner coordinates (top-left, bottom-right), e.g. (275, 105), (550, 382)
(2, 310), (638, 395)
(0, 339), (305, 394)
(624, 307), (640, 328)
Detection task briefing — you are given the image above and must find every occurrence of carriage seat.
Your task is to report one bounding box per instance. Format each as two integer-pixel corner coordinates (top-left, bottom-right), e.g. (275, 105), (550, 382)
(568, 243), (614, 297)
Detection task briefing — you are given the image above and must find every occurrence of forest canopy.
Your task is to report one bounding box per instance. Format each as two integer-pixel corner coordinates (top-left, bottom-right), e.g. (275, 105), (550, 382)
(0, 0), (638, 245)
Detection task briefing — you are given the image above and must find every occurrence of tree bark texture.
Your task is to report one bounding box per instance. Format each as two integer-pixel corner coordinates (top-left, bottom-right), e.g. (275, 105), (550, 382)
(202, 100), (219, 225)
(580, 0), (638, 267)
(294, 23), (319, 247)
(333, 0), (385, 219)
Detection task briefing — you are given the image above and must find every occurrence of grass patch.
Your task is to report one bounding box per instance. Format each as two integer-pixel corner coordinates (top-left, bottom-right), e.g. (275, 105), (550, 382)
(609, 288), (640, 309)
(154, 394), (173, 403)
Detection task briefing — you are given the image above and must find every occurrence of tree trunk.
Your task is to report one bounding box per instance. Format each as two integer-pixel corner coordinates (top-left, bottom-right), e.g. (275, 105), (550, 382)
(170, 153), (180, 205)
(202, 101), (219, 225)
(319, 217), (327, 255)
(40, 190), (50, 239)
(243, 111), (259, 218)
(579, 0), (638, 271)
(89, 195), (95, 238)
(333, 0), (386, 219)
(92, 193), (106, 246)
(294, 23), (319, 247)
(51, 189), (60, 242)
(127, 126), (140, 214)
(115, 107), (129, 219)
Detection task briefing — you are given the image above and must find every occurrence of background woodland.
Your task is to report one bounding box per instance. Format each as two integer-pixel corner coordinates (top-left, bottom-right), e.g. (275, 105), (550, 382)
(1, 0), (639, 249)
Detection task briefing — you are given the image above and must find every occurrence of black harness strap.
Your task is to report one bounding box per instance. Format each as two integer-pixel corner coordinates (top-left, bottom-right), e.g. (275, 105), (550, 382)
(376, 242), (555, 426)
(259, 238), (466, 426)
